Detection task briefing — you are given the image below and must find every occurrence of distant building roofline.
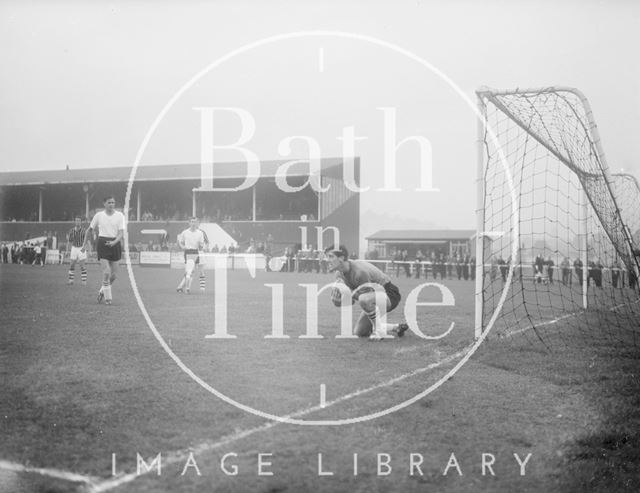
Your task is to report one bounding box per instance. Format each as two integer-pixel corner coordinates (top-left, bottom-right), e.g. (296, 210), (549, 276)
(0, 157), (350, 187)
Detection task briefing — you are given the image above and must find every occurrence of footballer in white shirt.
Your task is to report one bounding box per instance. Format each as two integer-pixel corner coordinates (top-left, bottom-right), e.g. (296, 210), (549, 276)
(176, 217), (209, 294)
(84, 196), (125, 305)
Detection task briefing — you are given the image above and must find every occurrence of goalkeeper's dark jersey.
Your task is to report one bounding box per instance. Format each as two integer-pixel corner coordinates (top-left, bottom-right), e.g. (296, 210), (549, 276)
(336, 260), (391, 291)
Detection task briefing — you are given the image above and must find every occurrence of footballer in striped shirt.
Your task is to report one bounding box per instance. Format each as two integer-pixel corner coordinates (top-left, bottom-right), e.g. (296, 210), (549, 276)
(67, 216), (88, 285)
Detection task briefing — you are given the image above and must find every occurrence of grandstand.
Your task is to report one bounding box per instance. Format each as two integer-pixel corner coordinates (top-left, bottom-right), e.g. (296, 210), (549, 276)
(0, 157), (359, 255)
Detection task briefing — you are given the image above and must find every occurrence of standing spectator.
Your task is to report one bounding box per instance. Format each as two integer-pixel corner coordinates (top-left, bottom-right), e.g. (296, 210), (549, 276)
(489, 256), (498, 281)
(40, 238), (47, 266)
(470, 257), (476, 281)
(402, 250), (410, 278)
(313, 249), (320, 273)
(611, 261), (620, 288)
(498, 256), (508, 282)
(296, 249), (303, 272)
(20, 243), (29, 264)
(433, 254), (440, 280)
(393, 250), (402, 277)
(160, 230), (169, 251)
(456, 254), (463, 280)
(574, 258), (584, 286)
(304, 247), (313, 272)
(319, 249), (328, 274)
(560, 257), (572, 286)
(534, 254), (545, 283)
(286, 247), (294, 272)
(22, 243), (31, 264)
(264, 241), (272, 272)
(1, 243), (8, 263)
(266, 233), (274, 254)
(546, 257), (555, 284)
(594, 260), (603, 288)
(462, 255), (470, 280)
(246, 238), (256, 253)
(414, 250), (424, 279)
(587, 261), (596, 287)
(446, 254), (453, 279)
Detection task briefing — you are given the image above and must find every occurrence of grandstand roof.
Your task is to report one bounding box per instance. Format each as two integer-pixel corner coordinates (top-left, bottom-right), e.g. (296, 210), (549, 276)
(366, 229), (475, 241)
(0, 157), (347, 186)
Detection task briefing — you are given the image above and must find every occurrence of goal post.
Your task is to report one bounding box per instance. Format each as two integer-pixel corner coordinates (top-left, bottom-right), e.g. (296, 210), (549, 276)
(475, 86), (640, 345)
(474, 95), (487, 340)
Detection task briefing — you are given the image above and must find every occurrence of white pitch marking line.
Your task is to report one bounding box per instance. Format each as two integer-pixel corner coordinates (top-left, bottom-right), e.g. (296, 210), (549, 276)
(0, 459), (100, 486)
(320, 383), (326, 408)
(318, 47), (324, 72)
(610, 298), (640, 311)
(502, 295), (640, 339)
(88, 345), (469, 493)
(88, 421), (281, 493)
(504, 311), (582, 338)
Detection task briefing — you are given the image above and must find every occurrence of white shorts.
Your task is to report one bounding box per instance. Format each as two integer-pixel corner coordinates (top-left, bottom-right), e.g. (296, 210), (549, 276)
(70, 246), (87, 262)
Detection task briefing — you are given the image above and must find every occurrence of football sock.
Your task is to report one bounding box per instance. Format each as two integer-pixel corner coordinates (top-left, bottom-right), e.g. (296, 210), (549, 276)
(365, 306), (389, 337)
(102, 281), (112, 301)
(177, 276), (186, 290)
(81, 269), (87, 283)
(68, 270), (75, 283)
(186, 275), (193, 291)
(199, 273), (205, 291)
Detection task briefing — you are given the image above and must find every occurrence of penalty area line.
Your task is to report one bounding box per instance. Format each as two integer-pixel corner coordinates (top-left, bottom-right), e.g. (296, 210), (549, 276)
(88, 344), (469, 493)
(0, 459), (100, 487)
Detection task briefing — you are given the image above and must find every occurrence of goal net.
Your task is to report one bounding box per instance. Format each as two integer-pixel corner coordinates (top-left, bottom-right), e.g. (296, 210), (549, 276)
(611, 173), (640, 248)
(476, 86), (640, 348)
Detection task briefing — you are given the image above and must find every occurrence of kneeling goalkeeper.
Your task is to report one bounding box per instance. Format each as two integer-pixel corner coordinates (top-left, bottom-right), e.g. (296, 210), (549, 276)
(326, 245), (408, 340)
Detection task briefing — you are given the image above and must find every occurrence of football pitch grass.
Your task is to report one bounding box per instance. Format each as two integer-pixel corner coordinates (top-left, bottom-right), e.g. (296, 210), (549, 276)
(1, 263), (639, 492)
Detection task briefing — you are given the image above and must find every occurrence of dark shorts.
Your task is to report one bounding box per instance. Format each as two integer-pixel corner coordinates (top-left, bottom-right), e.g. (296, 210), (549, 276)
(97, 237), (122, 262)
(184, 249), (200, 264)
(384, 282), (401, 312)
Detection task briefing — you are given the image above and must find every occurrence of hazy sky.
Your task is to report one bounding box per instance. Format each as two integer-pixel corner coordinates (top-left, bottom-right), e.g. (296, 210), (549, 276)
(1, 0), (639, 231)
